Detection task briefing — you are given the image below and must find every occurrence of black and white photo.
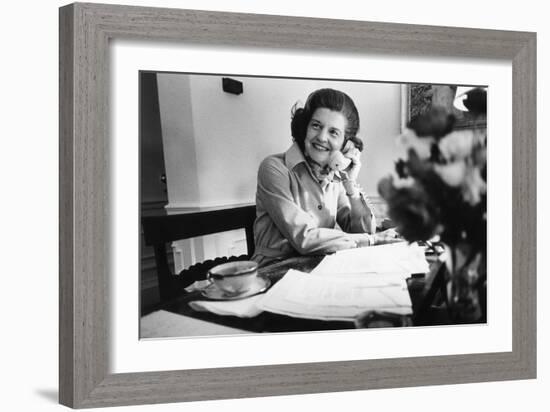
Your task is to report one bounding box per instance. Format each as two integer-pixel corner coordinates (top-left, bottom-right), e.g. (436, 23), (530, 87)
(139, 72), (488, 337)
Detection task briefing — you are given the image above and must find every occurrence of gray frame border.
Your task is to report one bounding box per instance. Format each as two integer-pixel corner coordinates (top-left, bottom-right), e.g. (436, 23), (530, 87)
(59, 2), (536, 408)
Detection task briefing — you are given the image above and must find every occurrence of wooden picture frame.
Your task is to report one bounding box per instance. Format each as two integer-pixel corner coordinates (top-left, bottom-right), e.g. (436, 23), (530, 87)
(59, 2), (536, 408)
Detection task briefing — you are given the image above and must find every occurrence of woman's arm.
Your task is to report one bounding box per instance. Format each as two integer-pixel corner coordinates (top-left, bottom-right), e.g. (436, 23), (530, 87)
(336, 180), (376, 234)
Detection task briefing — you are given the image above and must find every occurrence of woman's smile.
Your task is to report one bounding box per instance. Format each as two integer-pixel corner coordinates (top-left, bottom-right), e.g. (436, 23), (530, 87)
(311, 142), (330, 152)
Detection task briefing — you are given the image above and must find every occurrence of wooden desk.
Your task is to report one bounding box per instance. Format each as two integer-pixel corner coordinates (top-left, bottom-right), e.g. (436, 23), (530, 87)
(141, 254), (450, 338)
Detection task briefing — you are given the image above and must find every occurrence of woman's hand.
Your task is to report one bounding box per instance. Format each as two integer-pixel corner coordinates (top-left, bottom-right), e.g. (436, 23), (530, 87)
(341, 140), (362, 182)
(372, 228), (403, 245)
(349, 229), (401, 248)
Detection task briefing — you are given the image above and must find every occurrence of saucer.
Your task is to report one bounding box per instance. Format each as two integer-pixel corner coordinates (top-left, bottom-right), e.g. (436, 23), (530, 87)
(200, 276), (271, 301)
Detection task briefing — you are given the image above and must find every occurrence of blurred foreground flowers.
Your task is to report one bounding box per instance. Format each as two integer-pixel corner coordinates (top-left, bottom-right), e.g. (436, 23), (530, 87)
(378, 92), (487, 323)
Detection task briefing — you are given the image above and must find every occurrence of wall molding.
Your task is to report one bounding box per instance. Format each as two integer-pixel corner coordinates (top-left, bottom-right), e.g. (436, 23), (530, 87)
(141, 200), (167, 211)
(165, 200), (255, 212)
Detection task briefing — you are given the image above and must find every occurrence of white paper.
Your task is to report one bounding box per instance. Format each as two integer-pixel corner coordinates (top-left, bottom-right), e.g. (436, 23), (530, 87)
(258, 270), (412, 321)
(141, 310), (249, 338)
(311, 242), (429, 276)
(188, 294), (265, 318)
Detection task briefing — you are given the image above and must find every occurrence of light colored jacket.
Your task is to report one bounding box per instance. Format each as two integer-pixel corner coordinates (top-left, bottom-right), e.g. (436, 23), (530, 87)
(252, 143), (375, 267)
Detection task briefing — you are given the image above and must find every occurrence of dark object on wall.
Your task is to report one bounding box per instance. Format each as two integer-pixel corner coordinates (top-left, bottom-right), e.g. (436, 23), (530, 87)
(461, 88), (487, 115)
(222, 77), (243, 95)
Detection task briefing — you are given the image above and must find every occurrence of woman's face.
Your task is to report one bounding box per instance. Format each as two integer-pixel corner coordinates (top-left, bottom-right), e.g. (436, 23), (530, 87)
(304, 108), (347, 166)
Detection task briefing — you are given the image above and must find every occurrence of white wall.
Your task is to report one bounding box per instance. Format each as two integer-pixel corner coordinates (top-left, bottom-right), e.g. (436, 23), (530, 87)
(157, 75), (402, 269)
(158, 73), (402, 209)
(4, 1), (548, 412)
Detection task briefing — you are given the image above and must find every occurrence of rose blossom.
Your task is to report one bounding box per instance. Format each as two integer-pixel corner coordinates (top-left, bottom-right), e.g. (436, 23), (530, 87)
(378, 177), (442, 242)
(462, 166), (487, 206)
(397, 128), (434, 160)
(438, 130), (476, 161)
(434, 161), (467, 187)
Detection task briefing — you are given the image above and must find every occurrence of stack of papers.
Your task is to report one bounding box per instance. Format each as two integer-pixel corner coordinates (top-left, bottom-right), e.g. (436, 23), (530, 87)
(311, 242), (429, 276)
(258, 269), (412, 321)
(257, 243), (429, 321)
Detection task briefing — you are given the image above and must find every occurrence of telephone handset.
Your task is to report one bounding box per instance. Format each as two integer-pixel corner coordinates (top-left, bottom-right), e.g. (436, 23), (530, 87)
(328, 150), (352, 172)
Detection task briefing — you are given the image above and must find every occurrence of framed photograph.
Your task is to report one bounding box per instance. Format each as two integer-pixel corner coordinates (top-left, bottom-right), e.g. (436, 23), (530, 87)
(59, 2), (536, 408)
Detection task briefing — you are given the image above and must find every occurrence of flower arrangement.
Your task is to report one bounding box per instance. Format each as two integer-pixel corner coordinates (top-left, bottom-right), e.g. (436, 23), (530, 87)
(378, 89), (487, 323)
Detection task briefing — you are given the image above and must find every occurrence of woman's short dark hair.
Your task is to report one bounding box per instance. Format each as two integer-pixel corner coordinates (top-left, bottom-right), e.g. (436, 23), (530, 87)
(291, 88), (363, 152)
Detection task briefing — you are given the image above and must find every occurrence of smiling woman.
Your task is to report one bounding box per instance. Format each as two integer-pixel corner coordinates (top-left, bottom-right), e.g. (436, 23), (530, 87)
(252, 88), (399, 267)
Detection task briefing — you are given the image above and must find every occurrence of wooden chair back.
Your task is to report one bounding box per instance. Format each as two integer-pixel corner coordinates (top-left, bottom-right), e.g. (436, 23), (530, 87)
(141, 205), (256, 302)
